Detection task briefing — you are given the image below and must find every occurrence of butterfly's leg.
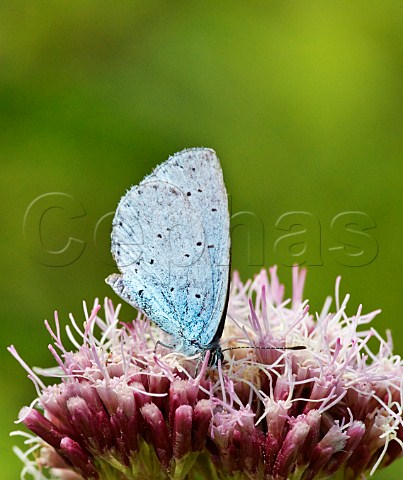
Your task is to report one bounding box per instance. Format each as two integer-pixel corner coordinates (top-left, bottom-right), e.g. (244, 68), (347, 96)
(154, 340), (175, 355)
(194, 356), (204, 377)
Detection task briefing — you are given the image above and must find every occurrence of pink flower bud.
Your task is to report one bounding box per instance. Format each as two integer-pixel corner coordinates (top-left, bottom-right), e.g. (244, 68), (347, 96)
(60, 437), (99, 479)
(173, 405), (193, 459)
(272, 421), (310, 478)
(66, 396), (113, 452)
(325, 421), (365, 475)
(192, 399), (212, 451)
(140, 402), (172, 469)
(20, 407), (64, 450)
(303, 425), (348, 480)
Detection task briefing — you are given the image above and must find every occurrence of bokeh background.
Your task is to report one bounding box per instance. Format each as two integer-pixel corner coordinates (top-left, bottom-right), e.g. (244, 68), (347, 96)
(1, 1), (402, 478)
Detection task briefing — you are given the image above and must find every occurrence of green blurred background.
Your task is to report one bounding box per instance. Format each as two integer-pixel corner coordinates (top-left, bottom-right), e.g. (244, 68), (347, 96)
(1, 1), (402, 478)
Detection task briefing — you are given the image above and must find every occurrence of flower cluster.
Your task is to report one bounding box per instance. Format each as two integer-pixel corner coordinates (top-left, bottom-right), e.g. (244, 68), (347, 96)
(9, 267), (403, 479)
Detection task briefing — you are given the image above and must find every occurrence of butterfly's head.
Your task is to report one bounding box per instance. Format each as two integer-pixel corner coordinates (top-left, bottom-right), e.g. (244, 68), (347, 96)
(207, 343), (224, 368)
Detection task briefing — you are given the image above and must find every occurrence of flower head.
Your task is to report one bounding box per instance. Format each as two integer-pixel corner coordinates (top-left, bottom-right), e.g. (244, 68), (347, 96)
(9, 267), (403, 479)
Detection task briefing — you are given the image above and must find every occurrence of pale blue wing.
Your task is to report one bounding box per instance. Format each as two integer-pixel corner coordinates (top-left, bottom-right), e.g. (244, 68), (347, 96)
(106, 148), (230, 352)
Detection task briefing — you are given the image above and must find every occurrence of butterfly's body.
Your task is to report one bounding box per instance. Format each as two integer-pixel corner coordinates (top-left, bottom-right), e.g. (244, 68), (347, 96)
(106, 148), (230, 364)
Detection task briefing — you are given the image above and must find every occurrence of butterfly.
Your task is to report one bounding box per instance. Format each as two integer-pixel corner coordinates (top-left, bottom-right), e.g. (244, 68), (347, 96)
(106, 148), (230, 366)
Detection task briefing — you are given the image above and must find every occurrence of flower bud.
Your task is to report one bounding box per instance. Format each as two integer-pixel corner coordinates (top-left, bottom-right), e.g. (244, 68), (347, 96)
(140, 402), (172, 469)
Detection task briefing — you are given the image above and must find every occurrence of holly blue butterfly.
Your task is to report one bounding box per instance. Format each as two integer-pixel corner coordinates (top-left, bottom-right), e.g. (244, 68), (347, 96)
(106, 148), (230, 365)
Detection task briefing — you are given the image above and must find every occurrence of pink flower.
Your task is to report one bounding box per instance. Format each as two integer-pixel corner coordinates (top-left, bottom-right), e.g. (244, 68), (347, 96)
(9, 267), (403, 479)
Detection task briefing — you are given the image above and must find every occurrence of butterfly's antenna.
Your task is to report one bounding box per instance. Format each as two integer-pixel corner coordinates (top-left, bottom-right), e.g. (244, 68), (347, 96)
(221, 345), (306, 353)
